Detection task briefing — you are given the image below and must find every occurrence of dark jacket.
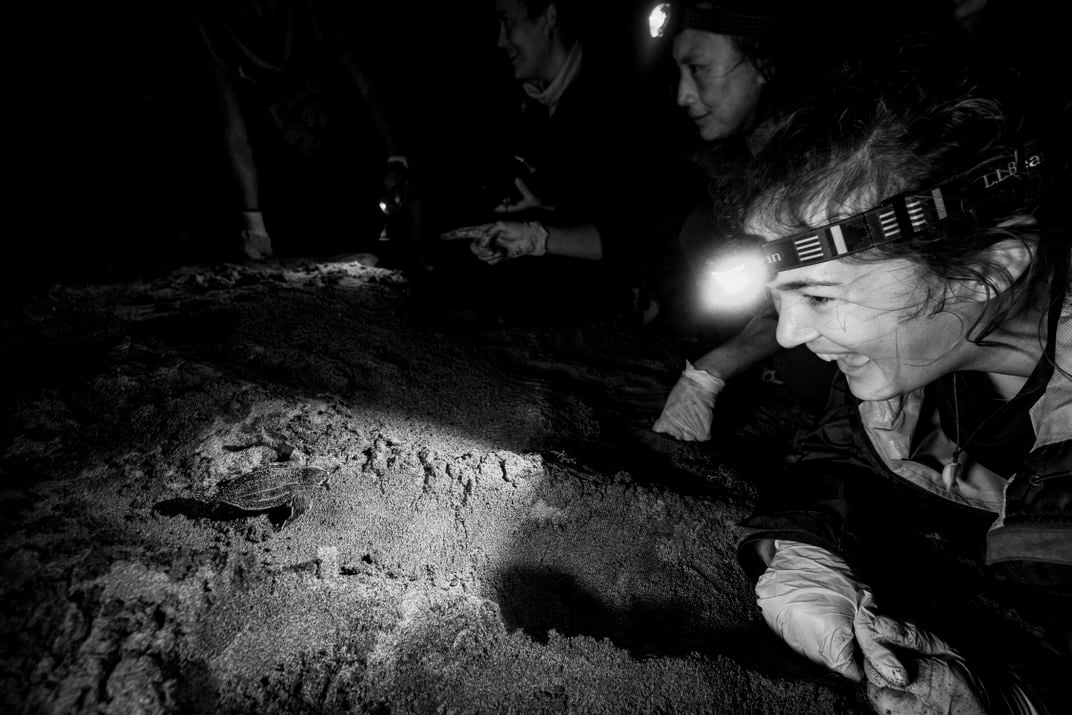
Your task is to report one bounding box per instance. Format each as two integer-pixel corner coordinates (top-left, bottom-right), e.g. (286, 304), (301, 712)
(737, 286), (1072, 712)
(489, 50), (693, 316)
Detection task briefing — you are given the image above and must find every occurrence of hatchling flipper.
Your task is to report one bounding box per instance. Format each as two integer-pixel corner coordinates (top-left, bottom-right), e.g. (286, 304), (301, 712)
(212, 463), (328, 529)
(280, 494), (311, 530)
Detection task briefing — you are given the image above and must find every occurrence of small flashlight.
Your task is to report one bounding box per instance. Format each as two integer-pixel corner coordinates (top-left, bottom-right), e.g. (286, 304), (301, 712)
(648, 3), (671, 38)
(378, 201), (391, 241)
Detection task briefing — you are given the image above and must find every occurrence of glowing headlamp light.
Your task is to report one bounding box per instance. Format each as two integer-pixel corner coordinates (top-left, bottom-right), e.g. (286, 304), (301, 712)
(646, 1), (796, 42)
(648, 3), (672, 38)
(700, 241), (770, 311)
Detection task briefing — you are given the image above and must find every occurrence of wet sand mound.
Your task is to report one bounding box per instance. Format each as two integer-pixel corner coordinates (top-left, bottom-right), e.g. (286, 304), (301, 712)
(1, 258), (864, 712)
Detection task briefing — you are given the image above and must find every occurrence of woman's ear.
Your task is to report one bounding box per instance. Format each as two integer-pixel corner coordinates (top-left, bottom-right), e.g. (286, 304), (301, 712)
(950, 237), (1036, 303)
(540, 4), (558, 36)
(752, 58), (770, 86)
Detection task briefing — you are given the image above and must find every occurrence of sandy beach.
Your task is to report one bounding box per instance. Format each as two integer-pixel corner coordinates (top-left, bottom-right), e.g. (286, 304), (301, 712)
(1, 255), (867, 713)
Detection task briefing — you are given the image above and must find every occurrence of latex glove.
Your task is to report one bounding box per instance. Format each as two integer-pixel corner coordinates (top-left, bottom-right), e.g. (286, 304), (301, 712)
(440, 221), (549, 265)
(863, 617), (1039, 715)
(652, 361), (725, 441)
(494, 176), (554, 214)
(756, 540), (908, 684)
(239, 210), (273, 260)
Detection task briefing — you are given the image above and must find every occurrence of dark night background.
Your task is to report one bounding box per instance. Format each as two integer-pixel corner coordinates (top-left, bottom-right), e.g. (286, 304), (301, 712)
(25, 0), (1062, 286)
(32, 0), (674, 285)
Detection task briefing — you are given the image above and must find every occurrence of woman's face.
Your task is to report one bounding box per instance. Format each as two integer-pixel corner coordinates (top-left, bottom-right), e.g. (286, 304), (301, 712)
(673, 29), (765, 141)
(495, 0), (553, 82)
(753, 215), (981, 400)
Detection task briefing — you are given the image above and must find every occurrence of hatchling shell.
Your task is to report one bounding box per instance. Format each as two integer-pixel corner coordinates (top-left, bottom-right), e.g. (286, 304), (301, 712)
(214, 463), (329, 512)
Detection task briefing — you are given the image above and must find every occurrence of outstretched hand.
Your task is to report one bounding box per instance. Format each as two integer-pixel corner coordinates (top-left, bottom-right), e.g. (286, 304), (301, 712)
(493, 177), (554, 214)
(756, 541), (908, 684)
(652, 362), (725, 441)
(238, 210), (273, 261)
(863, 617), (991, 715)
(240, 229), (273, 261)
(441, 221), (549, 265)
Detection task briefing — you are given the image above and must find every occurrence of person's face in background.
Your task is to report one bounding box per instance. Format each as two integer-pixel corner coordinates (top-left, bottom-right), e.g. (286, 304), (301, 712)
(673, 29), (765, 141)
(496, 0), (555, 82)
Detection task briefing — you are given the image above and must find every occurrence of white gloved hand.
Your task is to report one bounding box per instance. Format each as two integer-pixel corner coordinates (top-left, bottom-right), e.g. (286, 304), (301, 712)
(440, 221), (549, 265)
(863, 617), (1040, 715)
(652, 361), (725, 441)
(756, 540), (908, 685)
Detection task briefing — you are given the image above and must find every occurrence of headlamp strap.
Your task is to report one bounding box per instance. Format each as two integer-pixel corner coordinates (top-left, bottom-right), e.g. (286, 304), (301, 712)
(761, 142), (1043, 272)
(681, 5), (792, 37)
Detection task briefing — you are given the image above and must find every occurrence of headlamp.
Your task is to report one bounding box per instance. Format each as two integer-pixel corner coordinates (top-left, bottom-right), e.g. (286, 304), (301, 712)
(646, 1), (797, 40)
(700, 243), (769, 311)
(697, 142), (1044, 312)
(761, 143), (1044, 274)
(648, 3), (671, 38)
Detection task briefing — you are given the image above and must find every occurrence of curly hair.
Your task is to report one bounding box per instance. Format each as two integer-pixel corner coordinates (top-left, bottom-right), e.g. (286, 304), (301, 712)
(723, 38), (1069, 343)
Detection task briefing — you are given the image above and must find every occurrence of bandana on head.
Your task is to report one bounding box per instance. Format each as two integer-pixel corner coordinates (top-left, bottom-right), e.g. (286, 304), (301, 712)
(681, 0), (797, 38)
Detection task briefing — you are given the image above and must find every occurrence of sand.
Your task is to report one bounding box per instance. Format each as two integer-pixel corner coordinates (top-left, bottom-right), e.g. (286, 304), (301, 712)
(1, 256), (869, 713)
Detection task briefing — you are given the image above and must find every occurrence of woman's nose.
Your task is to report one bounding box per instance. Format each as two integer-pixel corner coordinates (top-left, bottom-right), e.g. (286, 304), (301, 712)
(676, 73), (695, 108)
(775, 302), (821, 348)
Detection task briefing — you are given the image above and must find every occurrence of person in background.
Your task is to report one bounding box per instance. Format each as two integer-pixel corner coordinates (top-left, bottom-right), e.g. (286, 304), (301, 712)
(195, 0), (412, 261)
(647, 0), (858, 441)
(650, 0), (970, 441)
(436, 0), (684, 321)
(731, 39), (1070, 714)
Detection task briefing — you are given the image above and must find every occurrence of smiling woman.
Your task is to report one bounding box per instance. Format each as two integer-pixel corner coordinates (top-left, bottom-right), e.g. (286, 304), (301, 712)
(743, 87), (1053, 400)
(730, 38), (1072, 715)
(763, 257), (957, 401)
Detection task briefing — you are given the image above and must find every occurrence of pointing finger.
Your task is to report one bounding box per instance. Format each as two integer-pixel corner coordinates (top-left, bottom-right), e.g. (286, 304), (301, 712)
(441, 225), (492, 241)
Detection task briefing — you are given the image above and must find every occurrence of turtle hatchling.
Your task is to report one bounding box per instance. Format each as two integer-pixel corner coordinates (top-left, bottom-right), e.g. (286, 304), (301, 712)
(210, 462), (330, 529)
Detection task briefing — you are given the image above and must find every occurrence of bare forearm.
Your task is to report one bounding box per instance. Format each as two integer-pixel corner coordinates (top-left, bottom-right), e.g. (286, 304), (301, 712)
(692, 309), (780, 380)
(339, 51), (400, 158)
(544, 222), (603, 261)
(198, 20), (260, 210)
(224, 119), (259, 209)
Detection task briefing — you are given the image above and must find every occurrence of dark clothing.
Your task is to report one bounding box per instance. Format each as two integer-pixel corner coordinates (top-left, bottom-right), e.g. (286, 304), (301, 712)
(737, 283), (1072, 712)
(645, 134), (760, 336)
(507, 66), (684, 286)
(432, 49), (693, 321)
(198, 0), (390, 256)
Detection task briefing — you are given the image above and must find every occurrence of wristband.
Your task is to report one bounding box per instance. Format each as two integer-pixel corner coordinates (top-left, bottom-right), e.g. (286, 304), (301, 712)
(527, 221), (549, 256)
(240, 210), (267, 233)
(682, 361), (726, 392)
